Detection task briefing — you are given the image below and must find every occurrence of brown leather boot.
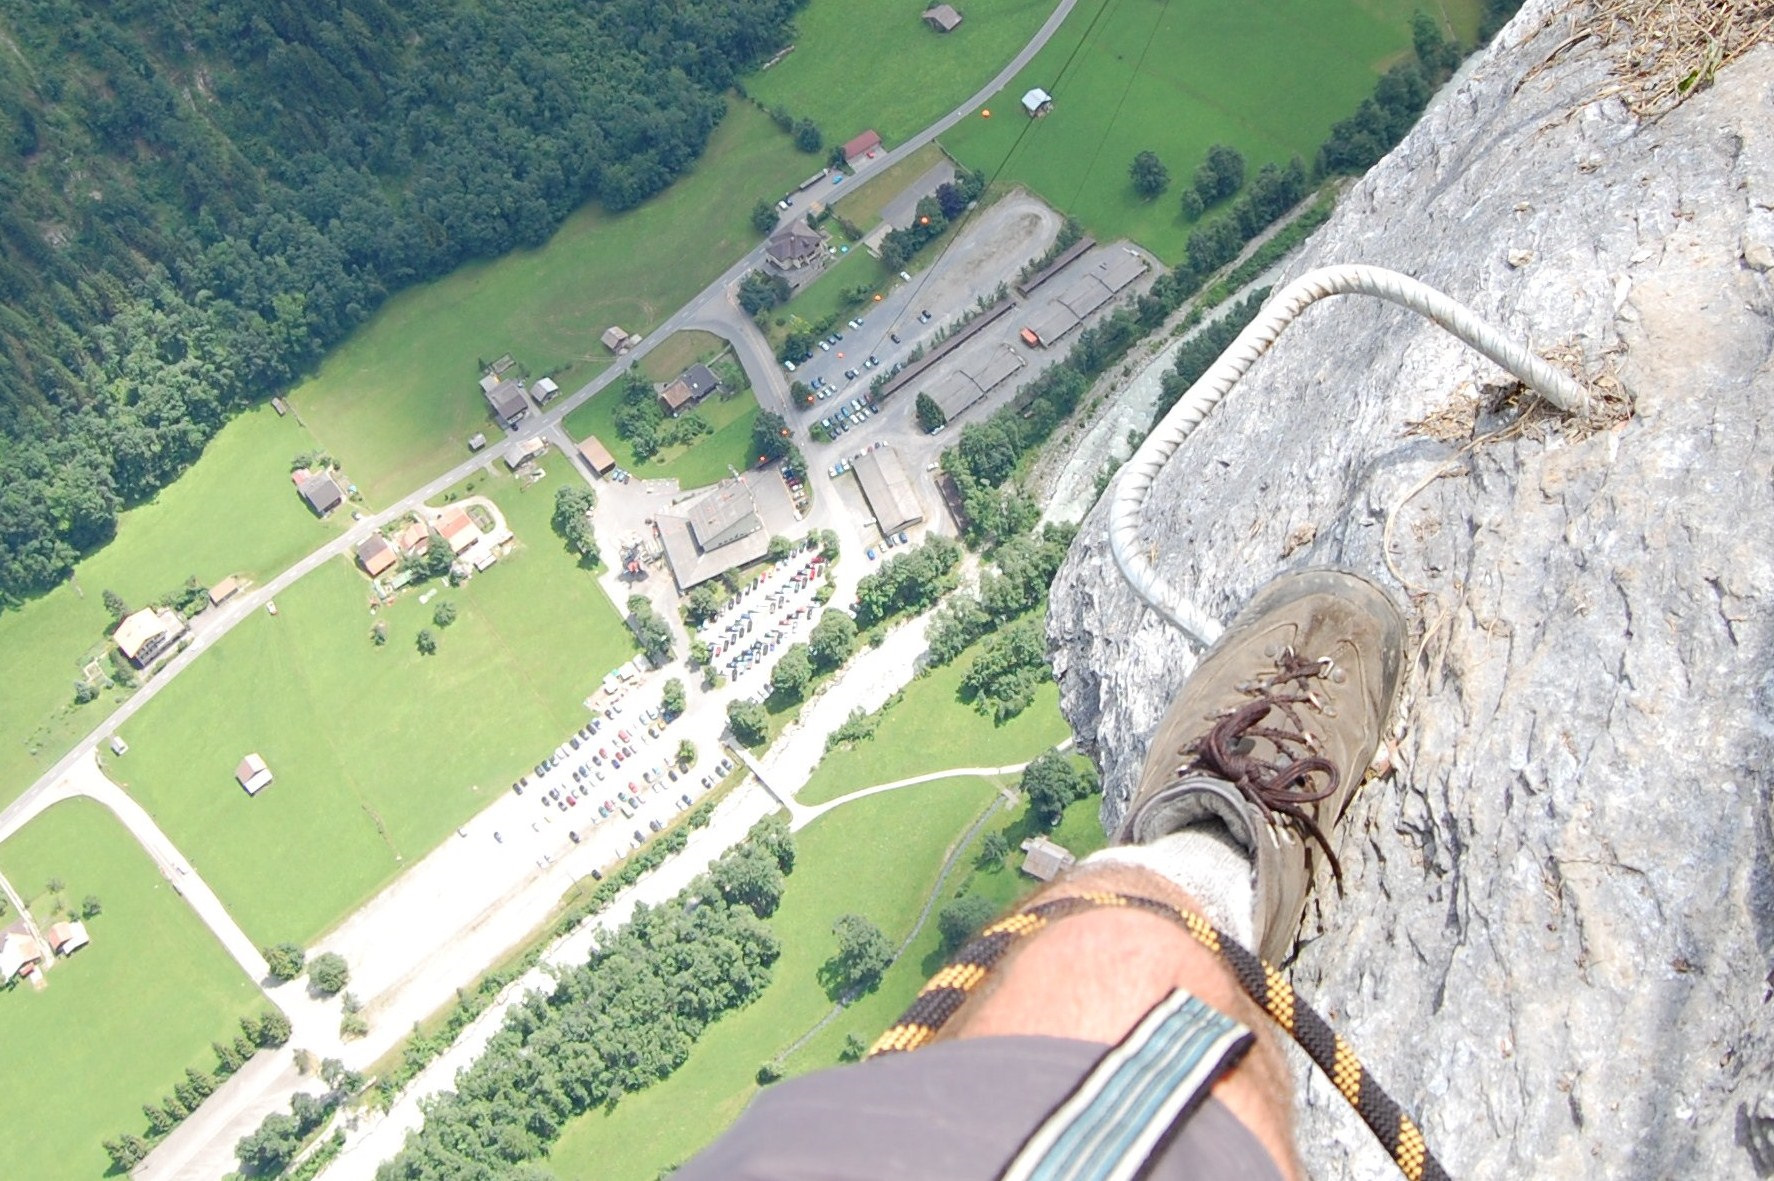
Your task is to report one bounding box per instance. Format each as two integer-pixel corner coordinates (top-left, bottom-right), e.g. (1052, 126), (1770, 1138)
(1119, 568), (1406, 963)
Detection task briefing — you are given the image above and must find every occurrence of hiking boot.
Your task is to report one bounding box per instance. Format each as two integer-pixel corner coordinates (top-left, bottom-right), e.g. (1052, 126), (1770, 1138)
(1119, 568), (1406, 962)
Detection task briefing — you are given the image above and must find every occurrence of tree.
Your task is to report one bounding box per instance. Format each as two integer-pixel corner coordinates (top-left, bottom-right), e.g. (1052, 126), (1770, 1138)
(214, 1037), (247, 1074)
(308, 951), (350, 996)
(676, 739), (696, 767)
(980, 831), (1011, 866)
(793, 118), (823, 153)
(750, 198), (779, 235)
(808, 610), (857, 671)
(962, 619), (1051, 722)
(1021, 749), (1095, 829)
(827, 914), (892, 993)
(689, 638), (711, 667)
(420, 533), (455, 581)
(685, 584), (722, 626)
(840, 1032), (869, 1062)
(727, 698), (768, 747)
(102, 589), (129, 622)
(432, 600), (457, 628)
(767, 534), (793, 562)
(1192, 143), (1246, 204)
(81, 893), (102, 918)
(255, 1010), (292, 1048)
(738, 269), (790, 316)
(938, 893), (999, 951)
(1129, 150), (1170, 198)
(627, 595), (674, 662)
(771, 643), (813, 700)
(372, 620), (388, 646)
(662, 678), (686, 717)
(915, 391), (948, 434)
(46, 875), (64, 895)
(262, 942), (305, 982)
(551, 485), (599, 562)
(818, 529), (841, 562)
(751, 410), (795, 465)
(236, 1111), (303, 1176)
(709, 844), (785, 917)
(104, 1134), (149, 1171)
(1179, 188), (1206, 220)
(416, 628), (437, 655)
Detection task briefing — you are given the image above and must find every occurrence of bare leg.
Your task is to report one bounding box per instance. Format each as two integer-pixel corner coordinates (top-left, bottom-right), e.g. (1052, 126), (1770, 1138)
(945, 862), (1302, 1181)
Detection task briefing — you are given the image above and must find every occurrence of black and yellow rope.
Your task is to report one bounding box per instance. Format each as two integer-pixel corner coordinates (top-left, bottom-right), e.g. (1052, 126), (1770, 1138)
(869, 891), (1450, 1181)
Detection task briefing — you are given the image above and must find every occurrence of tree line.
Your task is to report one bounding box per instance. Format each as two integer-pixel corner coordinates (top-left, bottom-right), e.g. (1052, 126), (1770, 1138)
(0, 0), (809, 607)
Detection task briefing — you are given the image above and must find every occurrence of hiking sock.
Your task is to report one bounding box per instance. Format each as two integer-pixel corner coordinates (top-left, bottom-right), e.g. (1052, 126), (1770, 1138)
(1082, 824), (1257, 951)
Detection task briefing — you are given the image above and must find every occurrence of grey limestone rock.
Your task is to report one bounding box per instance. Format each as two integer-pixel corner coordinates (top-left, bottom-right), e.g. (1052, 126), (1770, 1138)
(1048, 3), (1774, 1176)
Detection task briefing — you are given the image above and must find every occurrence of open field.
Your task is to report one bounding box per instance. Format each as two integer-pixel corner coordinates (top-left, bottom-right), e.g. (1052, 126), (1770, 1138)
(108, 466), (635, 945)
(288, 103), (814, 504)
(564, 387), (762, 490)
(546, 776), (1001, 1179)
(748, 0), (1057, 147)
(0, 405), (333, 810)
(942, 0), (1481, 263)
(636, 330), (728, 384)
(797, 651), (1070, 805)
(0, 798), (264, 1181)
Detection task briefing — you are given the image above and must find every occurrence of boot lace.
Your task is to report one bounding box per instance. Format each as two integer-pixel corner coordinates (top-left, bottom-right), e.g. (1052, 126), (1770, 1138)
(1184, 649), (1346, 881)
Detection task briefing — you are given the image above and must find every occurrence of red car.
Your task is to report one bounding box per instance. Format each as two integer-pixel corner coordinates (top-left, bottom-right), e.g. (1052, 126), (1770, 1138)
(618, 729), (632, 743)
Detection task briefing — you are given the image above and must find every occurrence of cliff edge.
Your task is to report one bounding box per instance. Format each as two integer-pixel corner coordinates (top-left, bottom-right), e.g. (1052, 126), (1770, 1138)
(1049, 2), (1774, 1176)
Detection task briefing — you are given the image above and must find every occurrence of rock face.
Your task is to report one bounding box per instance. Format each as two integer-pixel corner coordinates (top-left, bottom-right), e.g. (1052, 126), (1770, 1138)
(1048, 4), (1774, 1177)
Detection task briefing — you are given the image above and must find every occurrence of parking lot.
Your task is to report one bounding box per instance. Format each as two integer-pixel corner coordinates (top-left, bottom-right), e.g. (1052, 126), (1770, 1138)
(698, 543), (833, 685)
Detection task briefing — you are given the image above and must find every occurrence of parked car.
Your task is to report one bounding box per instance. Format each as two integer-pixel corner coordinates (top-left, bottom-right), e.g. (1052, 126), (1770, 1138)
(867, 547), (878, 560)
(591, 868), (603, 881)
(649, 818), (664, 832)
(633, 830), (646, 844)
(569, 830), (582, 844)
(897, 531), (910, 545)
(493, 831), (504, 843)
(512, 782), (524, 795)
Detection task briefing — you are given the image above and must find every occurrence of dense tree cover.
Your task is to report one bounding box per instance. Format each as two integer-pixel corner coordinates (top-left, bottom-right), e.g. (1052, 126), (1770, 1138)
(938, 892), (998, 952)
(770, 641), (813, 700)
(751, 409), (801, 470)
(308, 951), (350, 996)
(263, 942), (305, 982)
(808, 608), (856, 670)
(853, 535), (962, 627)
(1155, 289), (1271, 419)
(1192, 144), (1245, 206)
(728, 697), (769, 747)
(614, 373), (713, 461)
(825, 913), (892, 994)
(661, 677), (687, 718)
(379, 820), (789, 1179)
(0, 0), (807, 606)
(878, 169), (987, 271)
(627, 595), (674, 663)
(237, 1090), (339, 1176)
(961, 618), (1051, 722)
(112, 1008), (283, 1164)
(1317, 13), (1465, 176)
(916, 391), (948, 434)
(1020, 749), (1098, 830)
(551, 485), (599, 563)
(927, 525), (1075, 666)
(738, 268), (791, 316)
(1129, 150), (1171, 198)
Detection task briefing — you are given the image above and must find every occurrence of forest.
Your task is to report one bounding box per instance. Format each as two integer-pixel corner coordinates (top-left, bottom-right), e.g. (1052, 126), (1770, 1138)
(0, 0), (805, 605)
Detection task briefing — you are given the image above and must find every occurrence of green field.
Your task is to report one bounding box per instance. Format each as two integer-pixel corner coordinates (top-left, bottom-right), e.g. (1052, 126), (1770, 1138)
(0, 405), (336, 810)
(563, 387), (763, 490)
(107, 466), (636, 945)
(833, 142), (951, 228)
(636, 330), (729, 384)
(749, 0), (1058, 147)
(942, 0), (1480, 262)
(797, 651), (1070, 805)
(288, 102), (814, 504)
(0, 799), (264, 1181)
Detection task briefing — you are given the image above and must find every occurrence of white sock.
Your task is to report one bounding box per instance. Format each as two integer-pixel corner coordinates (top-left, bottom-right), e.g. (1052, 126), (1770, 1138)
(1083, 825), (1256, 951)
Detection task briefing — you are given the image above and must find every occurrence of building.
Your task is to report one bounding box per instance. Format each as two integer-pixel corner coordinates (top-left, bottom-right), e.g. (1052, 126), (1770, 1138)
(504, 437), (546, 470)
(467, 432), (488, 452)
(654, 471), (800, 591)
(576, 435), (617, 476)
(1022, 87), (1054, 117)
(851, 445), (925, 536)
(0, 926), (41, 980)
(357, 534), (398, 578)
(397, 520), (431, 556)
(208, 575), (244, 607)
(922, 3), (963, 31)
(765, 221), (825, 270)
(109, 735), (129, 756)
(602, 326), (635, 353)
(659, 378), (697, 416)
(435, 506), (477, 555)
(529, 377), (561, 406)
(113, 607), (188, 669)
(483, 378), (528, 428)
(1019, 836), (1076, 881)
(659, 363), (722, 415)
(1022, 248), (1150, 347)
(236, 753), (274, 795)
(298, 471), (345, 516)
(46, 921), (90, 957)
(842, 129), (883, 164)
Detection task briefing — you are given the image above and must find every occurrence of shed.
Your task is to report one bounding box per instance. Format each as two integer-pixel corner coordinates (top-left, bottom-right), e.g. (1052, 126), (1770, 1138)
(851, 445), (924, 536)
(299, 472), (345, 515)
(236, 753), (274, 795)
(109, 735), (129, 756)
(602, 326), (633, 352)
(208, 575), (244, 606)
(842, 129), (883, 163)
(46, 921), (90, 957)
(504, 437), (546, 470)
(923, 4), (963, 32)
(357, 534), (398, 577)
(467, 432), (488, 452)
(1019, 835), (1076, 881)
(529, 377), (561, 406)
(577, 435), (617, 476)
(1021, 87), (1054, 117)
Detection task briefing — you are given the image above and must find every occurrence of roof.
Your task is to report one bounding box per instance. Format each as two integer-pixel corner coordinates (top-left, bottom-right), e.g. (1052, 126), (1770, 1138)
(683, 364), (720, 398)
(923, 3), (963, 30)
(357, 535), (397, 577)
(299, 473), (344, 513)
(47, 920), (89, 955)
(237, 753), (274, 795)
(530, 377), (561, 404)
(851, 446), (925, 535)
(766, 221), (824, 264)
(1023, 301), (1082, 347)
(928, 370), (989, 419)
(398, 521), (431, 555)
(1058, 271), (1116, 319)
(686, 480), (761, 551)
(659, 379), (696, 414)
(1094, 248), (1150, 292)
(1022, 87), (1054, 112)
(113, 608), (170, 661)
(436, 507), (476, 553)
(602, 326), (631, 350)
(1019, 835), (1075, 881)
(961, 346), (1025, 394)
(577, 435), (616, 474)
(504, 437), (546, 469)
(656, 470), (799, 591)
(209, 576), (243, 606)
(842, 129), (883, 161)
(0, 930), (41, 977)
(484, 378), (527, 422)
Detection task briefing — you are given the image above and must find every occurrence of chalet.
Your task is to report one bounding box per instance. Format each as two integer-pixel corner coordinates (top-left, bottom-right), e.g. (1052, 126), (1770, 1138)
(298, 472), (345, 516)
(483, 378), (528, 428)
(357, 534), (398, 578)
(1019, 835), (1076, 881)
(397, 520), (431, 556)
(436, 506), (477, 555)
(529, 377), (561, 407)
(113, 607), (188, 669)
(659, 379), (696, 416)
(236, 753), (274, 795)
(923, 4), (963, 32)
(602, 326), (635, 353)
(842, 129), (883, 164)
(765, 221), (825, 270)
(46, 921), (90, 957)
(576, 435), (617, 476)
(504, 437), (546, 470)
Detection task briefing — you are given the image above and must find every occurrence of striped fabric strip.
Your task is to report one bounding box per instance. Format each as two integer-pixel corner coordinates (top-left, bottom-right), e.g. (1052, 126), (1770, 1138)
(1000, 989), (1253, 1181)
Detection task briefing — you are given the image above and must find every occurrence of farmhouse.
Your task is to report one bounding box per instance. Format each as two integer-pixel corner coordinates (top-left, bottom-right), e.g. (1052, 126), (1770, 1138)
(528, 377), (561, 407)
(397, 520), (431, 555)
(208, 575), (244, 607)
(113, 607), (188, 669)
(655, 470), (799, 591)
(576, 435), (616, 476)
(46, 921), (90, 957)
(236, 753), (274, 795)
(922, 4), (963, 32)
(851, 445), (924, 536)
(842, 129), (883, 164)
(0, 926), (42, 980)
(602, 326), (635, 353)
(357, 535), (398, 578)
(483, 378), (528, 428)
(435, 507), (477, 555)
(1019, 835), (1075, 881)
(504, 437), (546, 470)
(1022, 87), (1054, 117)
(298, 471), (345, 516)
(766, 221), (825, 270)
(659, 364), (721, 415)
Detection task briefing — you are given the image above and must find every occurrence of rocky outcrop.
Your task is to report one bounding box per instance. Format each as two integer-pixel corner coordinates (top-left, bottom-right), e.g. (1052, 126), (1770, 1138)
(1048, 3), (1774, 1177)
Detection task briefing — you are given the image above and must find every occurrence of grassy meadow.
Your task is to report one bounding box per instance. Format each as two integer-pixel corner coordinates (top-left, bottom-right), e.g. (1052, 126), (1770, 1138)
(564, 386), (763, 491)
(0, 799), (265, 1181)
(942, 0), (1481, 262)
(106, 466), (635, 946)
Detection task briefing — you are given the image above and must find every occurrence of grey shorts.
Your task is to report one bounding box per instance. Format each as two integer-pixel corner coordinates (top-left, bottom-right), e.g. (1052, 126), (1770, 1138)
(676, 1032), (1284, 1181)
